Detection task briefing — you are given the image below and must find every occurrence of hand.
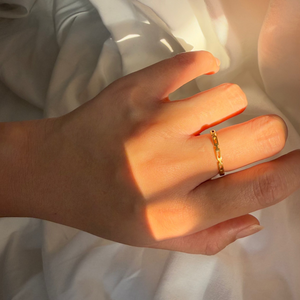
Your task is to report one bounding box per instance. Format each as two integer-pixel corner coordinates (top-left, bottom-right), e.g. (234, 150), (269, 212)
(23, 51), (300, 254)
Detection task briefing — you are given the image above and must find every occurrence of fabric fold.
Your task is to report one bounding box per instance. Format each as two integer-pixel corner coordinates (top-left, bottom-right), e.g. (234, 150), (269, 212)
(1, 0), (300, 299)
(0, 0), (37, 18)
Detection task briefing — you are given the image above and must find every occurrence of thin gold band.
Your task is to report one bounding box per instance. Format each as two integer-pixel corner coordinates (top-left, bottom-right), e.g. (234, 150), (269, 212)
(210, 130), (225, 176)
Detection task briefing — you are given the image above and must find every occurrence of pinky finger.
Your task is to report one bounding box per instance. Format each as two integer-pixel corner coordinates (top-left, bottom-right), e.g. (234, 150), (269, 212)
(148, 214), (263, 255)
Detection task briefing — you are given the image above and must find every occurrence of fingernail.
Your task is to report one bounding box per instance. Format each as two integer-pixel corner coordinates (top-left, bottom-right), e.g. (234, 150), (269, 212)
(215, 57), (221, 67)
(205, 71), (216, 75)
(270, 114), (288, 142)
(236, 225), (264, 240)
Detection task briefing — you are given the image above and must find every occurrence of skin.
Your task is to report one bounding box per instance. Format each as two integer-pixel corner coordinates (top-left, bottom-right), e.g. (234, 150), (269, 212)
(1, 51), (300, 255)
(258, 0), (300, 125)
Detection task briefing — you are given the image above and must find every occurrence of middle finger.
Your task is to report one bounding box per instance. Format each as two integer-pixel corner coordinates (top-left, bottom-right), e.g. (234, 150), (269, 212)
(184, 114), (288, 187)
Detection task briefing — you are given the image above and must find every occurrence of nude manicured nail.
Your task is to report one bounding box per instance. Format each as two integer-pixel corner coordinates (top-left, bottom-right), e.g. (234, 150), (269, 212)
(236, 225), (264, 240)
(205, 71), (216, 75)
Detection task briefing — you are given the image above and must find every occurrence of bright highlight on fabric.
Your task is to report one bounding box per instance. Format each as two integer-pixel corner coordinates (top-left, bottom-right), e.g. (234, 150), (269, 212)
(160, 39), (174, 52)
(116, 34), (141, 43)
(212, 14), (229, 46)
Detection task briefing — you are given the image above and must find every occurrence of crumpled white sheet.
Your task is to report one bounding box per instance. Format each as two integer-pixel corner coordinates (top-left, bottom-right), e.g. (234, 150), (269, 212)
(0, 0), (37, 19)
(0, 0), (300, 299)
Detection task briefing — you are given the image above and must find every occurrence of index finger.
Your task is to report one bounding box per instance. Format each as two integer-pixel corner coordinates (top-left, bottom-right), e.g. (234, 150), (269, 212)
(129, 51), (220, 100)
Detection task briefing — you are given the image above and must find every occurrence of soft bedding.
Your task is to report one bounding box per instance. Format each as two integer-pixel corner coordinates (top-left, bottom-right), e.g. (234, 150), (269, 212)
(0, 0), (300, 299)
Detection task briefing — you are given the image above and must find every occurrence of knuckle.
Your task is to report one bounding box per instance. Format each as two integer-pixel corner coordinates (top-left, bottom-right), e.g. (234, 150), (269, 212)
(109, 76), (139, 98)
(251, 165), (285, 207)
(204, 244), (219, 256)
(116, 84), (153, 125)
(145, 199), (192, 240)
(252, 115), (287, 155)
(204, 239), (226, 256)
(116, 84), (161, 127)
(122, 82), (141, 101)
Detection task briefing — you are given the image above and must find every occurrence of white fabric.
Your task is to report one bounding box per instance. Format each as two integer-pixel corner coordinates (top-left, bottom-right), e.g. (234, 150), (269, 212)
(0, 0), (300, 299)
(0, 0), (37, 18)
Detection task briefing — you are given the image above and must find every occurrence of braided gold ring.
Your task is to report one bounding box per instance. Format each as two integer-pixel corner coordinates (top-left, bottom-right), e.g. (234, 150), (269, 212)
(210, 130), (225, 176)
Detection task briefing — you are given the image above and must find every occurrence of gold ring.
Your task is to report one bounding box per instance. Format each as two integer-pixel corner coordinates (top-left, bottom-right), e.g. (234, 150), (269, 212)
(210, 130), (225, 176)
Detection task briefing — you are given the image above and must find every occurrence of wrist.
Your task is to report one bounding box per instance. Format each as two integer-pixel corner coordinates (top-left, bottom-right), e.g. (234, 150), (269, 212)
(0, 118), (57, 218)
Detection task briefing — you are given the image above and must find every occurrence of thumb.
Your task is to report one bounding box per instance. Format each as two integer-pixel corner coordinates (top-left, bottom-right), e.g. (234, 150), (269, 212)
(149, 214), (263, 255)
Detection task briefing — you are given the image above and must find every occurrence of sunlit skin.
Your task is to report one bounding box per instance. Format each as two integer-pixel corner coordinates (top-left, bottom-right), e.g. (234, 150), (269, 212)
(1, 51), (300, 255)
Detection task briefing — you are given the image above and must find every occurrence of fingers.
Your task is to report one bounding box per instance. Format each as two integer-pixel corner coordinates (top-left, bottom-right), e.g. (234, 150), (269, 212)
(184, 114), (288, 184)
(187, 150), (300, 231)
(128, 51), (220, 100)
(159, 83), (248, 135)
(149, 214), (262, 254)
